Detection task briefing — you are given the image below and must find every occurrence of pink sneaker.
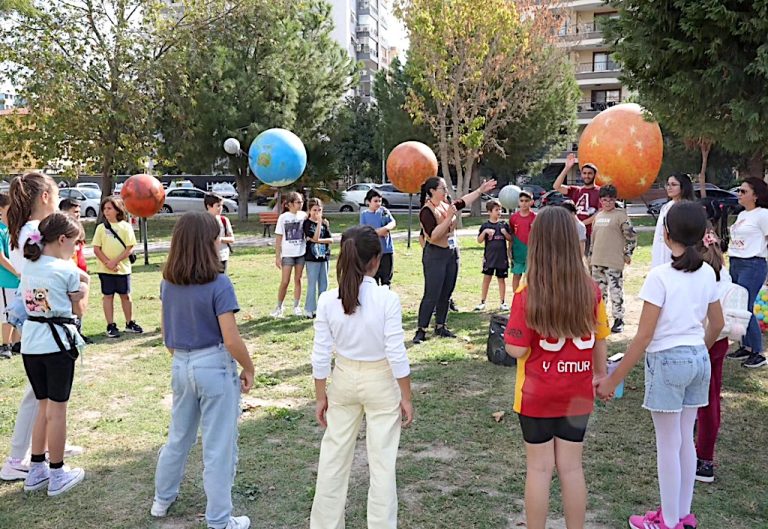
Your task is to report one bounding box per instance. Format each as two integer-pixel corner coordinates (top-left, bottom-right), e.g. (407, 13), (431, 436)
(679, 514), (697, 529)
(628, 509), (684, 529)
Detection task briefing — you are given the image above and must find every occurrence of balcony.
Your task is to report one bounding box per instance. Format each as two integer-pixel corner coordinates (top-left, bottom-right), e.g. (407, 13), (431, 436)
(356, 44), (379, 63)
(357, 25), (378, 40)
(550, 0), (607, 11)
(577, 98), (622, 120)
(358, 1), (378, 18)
(574, 61), (621, 86)
(558, 21), (601, 40)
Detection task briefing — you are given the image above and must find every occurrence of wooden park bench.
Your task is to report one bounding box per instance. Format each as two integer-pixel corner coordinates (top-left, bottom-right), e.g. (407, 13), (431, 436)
(258, 212), (279, 237)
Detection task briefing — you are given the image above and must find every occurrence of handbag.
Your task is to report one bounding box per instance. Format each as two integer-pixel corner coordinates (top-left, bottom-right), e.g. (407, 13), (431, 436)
(103, 220), (137, 264)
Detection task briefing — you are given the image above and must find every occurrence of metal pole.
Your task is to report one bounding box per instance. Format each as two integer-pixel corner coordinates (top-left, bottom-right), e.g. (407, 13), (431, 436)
(407, 193), (413, 249)
(142, 217), (149, 265)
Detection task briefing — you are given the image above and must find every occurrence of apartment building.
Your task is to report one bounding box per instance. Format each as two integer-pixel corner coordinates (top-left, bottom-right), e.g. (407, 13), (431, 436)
(550, 0), (624, 182)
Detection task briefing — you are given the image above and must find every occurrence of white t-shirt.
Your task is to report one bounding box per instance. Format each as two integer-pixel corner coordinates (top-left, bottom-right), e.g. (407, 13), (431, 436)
(651, 200), (673, 268)
(9, 220), (41, 277)
(275, 211), (307, 258)
(728, 207), (768, 258)
(216, 216), (232, 262)
(640, 262), (719, 352)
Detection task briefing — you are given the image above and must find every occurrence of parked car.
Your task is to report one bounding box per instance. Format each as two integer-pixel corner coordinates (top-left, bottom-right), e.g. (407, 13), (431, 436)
(310, 188), (359, 213)
(59, 187), (101, 218)
(208, 182), (238, 200)
(342, 183), (380, 206)
(522, 184), (547, 207)
(376, 183), (418, 209)
(113, 182), (124, 195)
(167, 179), (195, 190)
(540, 190), (567, 207)
(75, 182), (101, 192)
(647, 187), (740, 216)
(161, 187), (238, 214)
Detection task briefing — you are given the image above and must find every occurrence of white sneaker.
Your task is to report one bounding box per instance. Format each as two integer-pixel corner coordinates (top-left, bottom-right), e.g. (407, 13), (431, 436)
(23, 462), (49, 492)
(500, 302), (509, 311)
(303, 310), (314, 319)
(474, 303), (486, 311)
(151, 498), (175, 517)
(270, 306), (284, 318)
(1, 457), (29, 481)
(293, 305), (303, 317)
(47, 467), (85, 496)
(219, 516), (251, 529)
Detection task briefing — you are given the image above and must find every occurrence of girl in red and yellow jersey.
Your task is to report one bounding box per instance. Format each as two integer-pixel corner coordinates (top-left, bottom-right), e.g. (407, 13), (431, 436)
(504, 206), (609, 529)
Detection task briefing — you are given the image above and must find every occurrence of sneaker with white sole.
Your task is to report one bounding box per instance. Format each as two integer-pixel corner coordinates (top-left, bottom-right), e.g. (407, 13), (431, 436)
(270, 306), (284, 318)
(151, 497), (175, 517)
(742, 353), (767, 369)
(47, 467), (85, 496)
(293, 305), (303, 317)
(125, 320), (144, 333)
(23, 462), (49, 492)
(217, 516), (251, 529)
(0, 345), (11, 359)
(474, 303), (486, 311)
(1, 457), (29, 481)
(499, 302), (509, 311)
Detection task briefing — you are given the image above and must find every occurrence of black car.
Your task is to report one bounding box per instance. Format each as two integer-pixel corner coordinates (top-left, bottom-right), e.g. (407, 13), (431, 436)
(540, 190), (567, 207)
(647, 188), (741, 217)
(522, 184), (547, 207)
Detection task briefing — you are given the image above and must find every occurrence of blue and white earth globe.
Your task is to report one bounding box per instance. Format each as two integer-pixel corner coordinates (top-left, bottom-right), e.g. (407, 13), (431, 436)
(248, 128), (307, 187)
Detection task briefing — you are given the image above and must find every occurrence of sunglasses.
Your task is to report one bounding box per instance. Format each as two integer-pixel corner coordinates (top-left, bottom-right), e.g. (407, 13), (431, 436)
(737, 188), (749, 194)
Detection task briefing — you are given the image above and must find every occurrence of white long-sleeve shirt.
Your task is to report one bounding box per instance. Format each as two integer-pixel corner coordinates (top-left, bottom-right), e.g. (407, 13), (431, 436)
(311, 276), (411, 380)
(651, 200), (673, 268)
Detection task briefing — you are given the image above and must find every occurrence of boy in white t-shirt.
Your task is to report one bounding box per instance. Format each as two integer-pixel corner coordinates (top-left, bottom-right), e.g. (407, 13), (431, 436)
(272, 192), (307, 318)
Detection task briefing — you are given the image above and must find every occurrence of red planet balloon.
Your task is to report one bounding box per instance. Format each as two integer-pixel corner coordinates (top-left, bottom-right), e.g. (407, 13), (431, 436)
(578, 103), (663, 199)
(386, 141), (438, 194)
(120, 174), (166, 218)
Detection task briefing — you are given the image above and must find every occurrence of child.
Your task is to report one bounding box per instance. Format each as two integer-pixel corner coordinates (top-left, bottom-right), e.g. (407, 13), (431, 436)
(310, 225), (413, 529)
(561, 200), (587, 255)
(92, 197), (142, 338)
(597, 202), (723, 529)
(509, 190), (536, 292)
(303, 198), (332, 319)
(359, 188), (396, 286)
(19, 212), (88, 496)
(152, 211), (254, 529)
(272, 191), (307, 317)
(0, 193), (20, 359)
(589, 185), (637, 333)
(504, 206), (609, 529)
(59, 198), (88, 274)
(475, 199), (511, 311)
(204, 193), (235, 274)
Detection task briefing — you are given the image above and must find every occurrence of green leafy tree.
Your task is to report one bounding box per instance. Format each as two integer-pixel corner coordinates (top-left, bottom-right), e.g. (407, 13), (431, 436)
(604, 0), (768, 183)
(330, 96), (382, 184)
(157, 0), (355, 219)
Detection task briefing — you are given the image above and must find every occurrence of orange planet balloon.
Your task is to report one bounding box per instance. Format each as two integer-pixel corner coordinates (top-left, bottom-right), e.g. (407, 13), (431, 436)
(578, 103), (663, 199)
(121, 174), (166, 218)
(386, 141), (438, 194)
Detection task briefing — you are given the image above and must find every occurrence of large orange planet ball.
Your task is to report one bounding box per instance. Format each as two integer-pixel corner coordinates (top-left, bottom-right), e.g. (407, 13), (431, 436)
(121, 174), (166, 218)
(386, 141), (438, 194)
(578, 103), (663, 199)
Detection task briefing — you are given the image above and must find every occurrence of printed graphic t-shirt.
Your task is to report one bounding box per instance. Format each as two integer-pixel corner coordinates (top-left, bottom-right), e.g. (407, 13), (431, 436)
(479, 220), (510, 270)
(275, 211), (308, 258)
(567, 186), (601, 235)
(504, 285), (610, 418)
(728, 207), (768, 259)
(304, 219), (332, 262)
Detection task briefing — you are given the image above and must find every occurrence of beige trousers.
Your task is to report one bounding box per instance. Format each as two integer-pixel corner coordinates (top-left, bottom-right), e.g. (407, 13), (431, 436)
(310, 356), (402, 529)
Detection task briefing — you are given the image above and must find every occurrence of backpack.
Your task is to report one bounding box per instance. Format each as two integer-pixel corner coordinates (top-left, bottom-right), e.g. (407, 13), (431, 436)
(486, 314), (516, 367)
(718, 282), (750, 341)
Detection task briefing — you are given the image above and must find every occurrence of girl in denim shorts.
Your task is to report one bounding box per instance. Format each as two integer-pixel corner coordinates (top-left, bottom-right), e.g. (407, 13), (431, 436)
(598, 202), (724, 529)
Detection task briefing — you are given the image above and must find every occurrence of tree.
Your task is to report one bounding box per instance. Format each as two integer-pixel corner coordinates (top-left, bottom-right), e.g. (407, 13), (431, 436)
(157, 0), (355, 219)
(397, 0), (570, 216)
(604, 1), (768, 181)
(0, 0), (216, 198)
(329, 96), (382, 185)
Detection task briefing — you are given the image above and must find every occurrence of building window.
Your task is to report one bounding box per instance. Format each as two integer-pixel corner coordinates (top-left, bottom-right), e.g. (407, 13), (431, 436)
(592, 52), (618, 72)
(591, 89), (621, 110)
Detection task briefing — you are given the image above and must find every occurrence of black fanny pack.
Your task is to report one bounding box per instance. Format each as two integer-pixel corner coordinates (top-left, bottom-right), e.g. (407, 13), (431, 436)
(27, 315), (80, 358)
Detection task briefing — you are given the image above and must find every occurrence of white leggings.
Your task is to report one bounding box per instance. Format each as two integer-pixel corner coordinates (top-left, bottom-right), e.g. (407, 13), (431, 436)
(9, 385), (39, 460)
(652, 409), (698, 528)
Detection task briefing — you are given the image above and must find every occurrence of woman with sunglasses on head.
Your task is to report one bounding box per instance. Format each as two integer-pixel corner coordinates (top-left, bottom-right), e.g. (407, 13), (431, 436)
(726, 178), (768, 369)
(651, 173), (695, 268)
(412, 176), (496, 344)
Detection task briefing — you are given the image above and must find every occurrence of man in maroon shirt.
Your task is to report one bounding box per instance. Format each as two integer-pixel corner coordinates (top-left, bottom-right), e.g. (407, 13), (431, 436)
(552, 153), (600, 249)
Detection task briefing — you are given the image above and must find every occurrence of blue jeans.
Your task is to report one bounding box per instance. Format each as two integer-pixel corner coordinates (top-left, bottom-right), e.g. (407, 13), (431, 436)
(154, 344), (241, 529)
(729, 257), (768, 353)
(305, 260), (329, 313)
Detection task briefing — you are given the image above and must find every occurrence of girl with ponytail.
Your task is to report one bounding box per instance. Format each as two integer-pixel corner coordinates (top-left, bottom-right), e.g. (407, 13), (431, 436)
(309, 225), (413, 529)
(597, 202), (724, 529)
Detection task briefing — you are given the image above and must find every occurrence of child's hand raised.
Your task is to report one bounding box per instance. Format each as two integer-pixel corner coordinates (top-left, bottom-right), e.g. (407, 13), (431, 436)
(240, 369), (254, 394)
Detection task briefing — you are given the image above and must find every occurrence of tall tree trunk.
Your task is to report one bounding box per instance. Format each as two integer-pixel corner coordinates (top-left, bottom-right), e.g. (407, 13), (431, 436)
(450, 136), (465, 228)
(101, 146), (115, 202)
(438, 107), (452, 197)
(698, 141), (711, 197)
(746, 149), (765, 181)
(234, 158), (250, 221)
(468, 159), (482, 217)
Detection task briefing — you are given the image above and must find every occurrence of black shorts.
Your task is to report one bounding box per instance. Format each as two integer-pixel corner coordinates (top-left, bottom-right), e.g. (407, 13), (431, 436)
(518, 414), (590, 444)
(482, 267), (508, 278)
(99, 273), (131, 296)
(23, 350), (78, 403)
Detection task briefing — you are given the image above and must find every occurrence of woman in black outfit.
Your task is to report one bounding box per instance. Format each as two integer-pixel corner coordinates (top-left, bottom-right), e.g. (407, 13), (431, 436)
(413, 176), (496, 344)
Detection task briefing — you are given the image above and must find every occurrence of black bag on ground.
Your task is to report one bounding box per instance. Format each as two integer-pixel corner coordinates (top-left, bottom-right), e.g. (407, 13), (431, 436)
(486, 314), (515, 367)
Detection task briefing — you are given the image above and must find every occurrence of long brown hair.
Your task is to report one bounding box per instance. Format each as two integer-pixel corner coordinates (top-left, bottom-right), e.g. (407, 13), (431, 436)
(8, 172), (57, 249)
(337, 225), (381, 315)
(101, 196), (128, 222)
(525, 206), (596, 338)
(24, 213), (81, 262)
(163, 212), (222, 285)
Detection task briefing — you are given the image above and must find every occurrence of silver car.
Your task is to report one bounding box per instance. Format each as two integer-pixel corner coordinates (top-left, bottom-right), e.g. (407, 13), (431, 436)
(376, 184), (419, 209)
(161, 187), (238, 214)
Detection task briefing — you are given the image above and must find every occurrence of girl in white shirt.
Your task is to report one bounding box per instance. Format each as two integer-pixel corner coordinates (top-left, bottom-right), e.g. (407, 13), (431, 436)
(271, 192), (307, 318)
(310, 225), (413, 529)
(598, 202), (723, 529)
(726, 177), (768, 368)
(651, 173), (695, 268)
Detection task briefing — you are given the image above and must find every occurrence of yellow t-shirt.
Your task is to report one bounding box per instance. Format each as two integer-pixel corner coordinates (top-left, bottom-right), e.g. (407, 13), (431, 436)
(92, 221), (136, 275)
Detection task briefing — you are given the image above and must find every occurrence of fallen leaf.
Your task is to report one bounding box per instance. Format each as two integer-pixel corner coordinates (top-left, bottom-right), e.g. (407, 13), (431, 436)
(492, 411), (505, 423)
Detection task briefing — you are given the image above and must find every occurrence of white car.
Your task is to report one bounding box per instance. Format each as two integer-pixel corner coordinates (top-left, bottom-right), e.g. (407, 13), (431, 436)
(75, 182), (101, 192)
(209, 182), (238, 200)
(161, 187), (238, 214)
(59, 187), (102, 218)
(342, 183), (380, 207)
(167, 179), (195, 190)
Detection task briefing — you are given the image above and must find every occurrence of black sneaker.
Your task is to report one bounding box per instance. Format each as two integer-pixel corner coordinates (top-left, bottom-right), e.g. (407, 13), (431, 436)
(727, 346), (752, 360)
(10, 342), (20, 355)
(412, 329), (427, 344)
(0, 345), (11, 360)
(435, 326), (456, 338)
(695, 459), (714, 483)
(742, 353), (767, 369)
(610, 318), (624, 333)
(449, 299), (459, 312)
(106, 323), (121, 339)
(124, 320), (144, 334)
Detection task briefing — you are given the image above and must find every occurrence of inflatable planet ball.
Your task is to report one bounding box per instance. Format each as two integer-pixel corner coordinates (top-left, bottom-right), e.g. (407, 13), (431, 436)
(120, 174), (166, 218)
(498, 185), (522, 210)
(385, 141), (438, 194)
(578, 103), (663, 199)
(248, 128), (307, 187)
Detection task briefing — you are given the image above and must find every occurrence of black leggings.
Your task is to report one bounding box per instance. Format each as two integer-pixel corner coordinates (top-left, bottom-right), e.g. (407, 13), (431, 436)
(417, 244), (459, 328)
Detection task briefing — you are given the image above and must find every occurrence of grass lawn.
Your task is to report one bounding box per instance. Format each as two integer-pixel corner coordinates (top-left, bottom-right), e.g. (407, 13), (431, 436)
(0, 225), (765, 529)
